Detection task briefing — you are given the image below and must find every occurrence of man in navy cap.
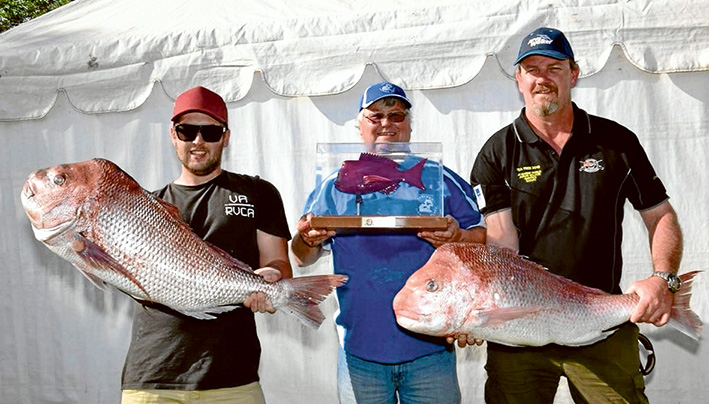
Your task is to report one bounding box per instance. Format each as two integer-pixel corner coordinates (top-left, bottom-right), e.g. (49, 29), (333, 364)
(292, 81), (486, 403)
(467, 27), (683, 403)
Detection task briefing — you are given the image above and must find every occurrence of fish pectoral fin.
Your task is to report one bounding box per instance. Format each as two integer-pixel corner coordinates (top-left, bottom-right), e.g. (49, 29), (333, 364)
(72, 264), (110, 291)
(73, 232), (151, 299)
(362, 174), (391, 185)
(153, 194), (184, 221)
(480, 306), (546, 327)
(178, 305), (243, 320)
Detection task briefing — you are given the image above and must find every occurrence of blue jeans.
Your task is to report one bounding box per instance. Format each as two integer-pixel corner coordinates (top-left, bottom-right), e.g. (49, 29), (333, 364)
(338, 345), (460, 404)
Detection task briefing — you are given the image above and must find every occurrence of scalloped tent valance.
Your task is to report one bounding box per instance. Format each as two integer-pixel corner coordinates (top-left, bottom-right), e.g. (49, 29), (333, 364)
(0, 0), (707, 121)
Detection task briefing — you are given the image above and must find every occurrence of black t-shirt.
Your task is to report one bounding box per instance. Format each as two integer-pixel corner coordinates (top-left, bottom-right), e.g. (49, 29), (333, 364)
(121, 171), (291, 391)
(470, 104), (668, 293)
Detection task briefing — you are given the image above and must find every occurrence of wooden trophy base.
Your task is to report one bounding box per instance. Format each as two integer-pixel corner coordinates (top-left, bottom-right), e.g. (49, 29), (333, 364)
(310, 215), (448, 232)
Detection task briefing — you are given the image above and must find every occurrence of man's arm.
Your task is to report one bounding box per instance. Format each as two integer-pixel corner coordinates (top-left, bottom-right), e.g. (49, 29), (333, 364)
(243, 230), (293, 313)
(483, 209), (519, 251)
(626, 200), (683, 326)
(290, 213), (336, 267)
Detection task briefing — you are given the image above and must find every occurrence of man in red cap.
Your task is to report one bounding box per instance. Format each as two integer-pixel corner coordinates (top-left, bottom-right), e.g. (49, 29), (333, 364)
(120, 86), (293, 404)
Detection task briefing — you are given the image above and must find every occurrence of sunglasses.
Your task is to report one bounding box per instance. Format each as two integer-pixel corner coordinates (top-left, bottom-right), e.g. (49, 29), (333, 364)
(174, 124), (227, 142)
(363, 112), (408, 124)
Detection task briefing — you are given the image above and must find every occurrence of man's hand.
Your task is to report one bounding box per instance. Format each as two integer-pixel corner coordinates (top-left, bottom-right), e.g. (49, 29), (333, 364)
(243, 267), (282, 314)
(418, 216), (463, 248)
(297, 213), (335, 248)
(625, 275), (674, 326)
(447, 334), (485, 348)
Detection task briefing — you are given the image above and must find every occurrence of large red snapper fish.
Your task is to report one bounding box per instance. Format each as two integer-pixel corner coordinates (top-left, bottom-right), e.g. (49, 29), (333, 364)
(20, 158), (347, 329)
(393, 243), (702, 346)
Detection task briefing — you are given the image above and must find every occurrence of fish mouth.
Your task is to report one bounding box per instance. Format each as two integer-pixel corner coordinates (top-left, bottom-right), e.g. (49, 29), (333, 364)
(20, 180), (40, 223)
(22, 180), (36, 200)
(393, 307), (423, 322)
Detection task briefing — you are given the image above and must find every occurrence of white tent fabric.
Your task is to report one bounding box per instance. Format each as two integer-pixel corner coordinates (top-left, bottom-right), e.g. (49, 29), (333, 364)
(1, 0), (708, 403)
(0, 0), (707, 121)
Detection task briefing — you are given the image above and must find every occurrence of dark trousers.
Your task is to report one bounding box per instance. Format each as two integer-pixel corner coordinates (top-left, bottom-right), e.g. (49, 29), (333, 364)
(485, 323), (648, 404)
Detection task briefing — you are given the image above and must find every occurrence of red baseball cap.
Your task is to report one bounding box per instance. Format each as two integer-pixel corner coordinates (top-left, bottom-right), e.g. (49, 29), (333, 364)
(171, 86), (228, 125)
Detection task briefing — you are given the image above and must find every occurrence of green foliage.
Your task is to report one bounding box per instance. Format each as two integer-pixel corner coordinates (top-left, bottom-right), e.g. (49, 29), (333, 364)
(0, 0), (73, 33)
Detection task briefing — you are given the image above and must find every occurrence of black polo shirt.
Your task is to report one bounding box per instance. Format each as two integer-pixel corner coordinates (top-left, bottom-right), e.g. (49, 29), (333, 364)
(470, 104), (668, 293)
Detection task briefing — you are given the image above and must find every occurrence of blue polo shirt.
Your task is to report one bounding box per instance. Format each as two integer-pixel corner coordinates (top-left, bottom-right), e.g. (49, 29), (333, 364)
(303, 158), (483, 363)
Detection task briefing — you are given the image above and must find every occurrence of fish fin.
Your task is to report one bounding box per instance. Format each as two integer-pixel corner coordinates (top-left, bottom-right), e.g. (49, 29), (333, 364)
(177, 305), (243, 320)
(480, 306), (546, 328)
(362, 174), (393, 185)
(152, 194), (184, 222)
(72, 264), (110, 291)
(282, 274), (348, 329)
(668, 270), (703, 340)
(203, 241), (256, 273)
(362, 175), (399, 194)
(360, 153), (397, 165)
(72, 232), (151, 300)
(403, 158), (427, 190)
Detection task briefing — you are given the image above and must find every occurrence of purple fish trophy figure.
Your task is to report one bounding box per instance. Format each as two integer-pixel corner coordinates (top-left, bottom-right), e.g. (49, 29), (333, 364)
(334, 153), (427, 196)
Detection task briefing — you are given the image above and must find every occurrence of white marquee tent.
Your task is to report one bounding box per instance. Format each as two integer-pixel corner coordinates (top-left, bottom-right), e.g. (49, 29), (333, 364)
(1, 0), (707, 403)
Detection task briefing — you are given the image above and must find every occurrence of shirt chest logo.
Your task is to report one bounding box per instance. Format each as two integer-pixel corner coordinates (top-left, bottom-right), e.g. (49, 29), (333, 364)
(579, 158), (604, 173)
(225, 194), (255, 217)
(516, 165), (543, 183)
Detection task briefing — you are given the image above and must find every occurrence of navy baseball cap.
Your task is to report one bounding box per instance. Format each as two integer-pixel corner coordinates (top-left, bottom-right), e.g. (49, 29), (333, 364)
(359, 81), (412, 111)
(514, 27), (574, 65)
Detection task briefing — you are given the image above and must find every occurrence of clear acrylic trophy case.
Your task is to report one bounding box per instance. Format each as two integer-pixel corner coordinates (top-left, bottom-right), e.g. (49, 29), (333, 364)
(310, 142), (447, 231)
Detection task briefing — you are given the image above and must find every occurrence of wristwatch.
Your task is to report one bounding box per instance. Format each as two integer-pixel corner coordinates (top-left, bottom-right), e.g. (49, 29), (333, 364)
(652, 271), (681, 293)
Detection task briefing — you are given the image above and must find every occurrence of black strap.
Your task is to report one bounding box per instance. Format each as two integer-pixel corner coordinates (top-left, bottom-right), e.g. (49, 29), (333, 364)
(638, 333), (656, 376)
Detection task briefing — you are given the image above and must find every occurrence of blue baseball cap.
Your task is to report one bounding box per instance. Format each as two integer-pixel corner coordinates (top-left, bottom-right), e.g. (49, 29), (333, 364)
(359, 81), (412, 111)
(514, 27), (574, 65)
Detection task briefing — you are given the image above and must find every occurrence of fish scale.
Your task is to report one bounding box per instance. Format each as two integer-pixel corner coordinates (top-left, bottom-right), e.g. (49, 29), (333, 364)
(21, 158), (347, 328)
(394, 243), (701, 346)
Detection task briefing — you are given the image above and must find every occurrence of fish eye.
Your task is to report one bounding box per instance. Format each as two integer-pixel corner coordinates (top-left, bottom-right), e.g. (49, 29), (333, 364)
(52, 175), (66, 186)
(425, 279), (438, 292)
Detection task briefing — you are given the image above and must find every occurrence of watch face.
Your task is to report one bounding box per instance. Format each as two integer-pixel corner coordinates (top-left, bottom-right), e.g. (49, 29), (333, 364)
(668, 275), (681, 293)
(654, 272), (681, 293)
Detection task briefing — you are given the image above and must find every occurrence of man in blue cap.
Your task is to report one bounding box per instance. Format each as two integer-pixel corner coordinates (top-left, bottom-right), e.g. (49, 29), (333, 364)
(467, 27), (683, 403)
(291, 81), (486, 403)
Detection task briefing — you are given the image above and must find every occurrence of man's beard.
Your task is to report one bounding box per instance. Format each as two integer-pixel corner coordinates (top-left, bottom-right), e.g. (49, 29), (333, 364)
(532, 99), (559, 117)
(181, 152), (222, 177)
(530, 85), (560, 117)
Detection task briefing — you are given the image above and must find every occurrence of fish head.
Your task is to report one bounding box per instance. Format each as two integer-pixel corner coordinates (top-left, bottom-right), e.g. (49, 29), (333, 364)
(393, 244), (479, 337)
(20, 159), (113, 241)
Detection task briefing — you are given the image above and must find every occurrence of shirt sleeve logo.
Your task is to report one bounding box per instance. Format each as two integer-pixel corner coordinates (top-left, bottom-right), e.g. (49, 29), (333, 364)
(473, 184), (487, 210)
(579, 158), (604, 173)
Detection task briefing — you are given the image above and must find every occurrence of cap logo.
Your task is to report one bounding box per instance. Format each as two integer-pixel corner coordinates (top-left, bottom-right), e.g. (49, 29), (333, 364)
(380, 83), (396, 93)
(528, 34), (554, 48)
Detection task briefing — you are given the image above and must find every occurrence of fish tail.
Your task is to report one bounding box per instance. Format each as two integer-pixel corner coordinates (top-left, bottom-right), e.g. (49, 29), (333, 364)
(668, 270), (703, 340)
(282, 274), (348, 329)
(403, 159), (427, 190)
